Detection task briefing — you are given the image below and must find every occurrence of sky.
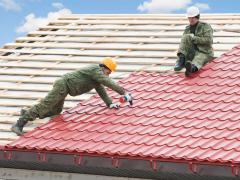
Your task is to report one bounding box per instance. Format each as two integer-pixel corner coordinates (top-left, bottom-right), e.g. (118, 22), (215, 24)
(0, 0), (239, 47)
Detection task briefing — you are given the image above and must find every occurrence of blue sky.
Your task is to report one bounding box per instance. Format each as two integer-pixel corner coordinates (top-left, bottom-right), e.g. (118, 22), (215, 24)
(0, 0), (239, 47)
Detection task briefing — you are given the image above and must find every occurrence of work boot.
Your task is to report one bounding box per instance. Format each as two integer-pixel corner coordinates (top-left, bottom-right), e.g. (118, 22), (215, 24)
(174, 54), (185, 71)
(185, 62), (198, 77)
(11, 117), (28, 136)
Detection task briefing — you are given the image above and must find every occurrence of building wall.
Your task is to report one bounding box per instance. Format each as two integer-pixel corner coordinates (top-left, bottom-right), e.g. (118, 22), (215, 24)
(0, 168), (146, 180)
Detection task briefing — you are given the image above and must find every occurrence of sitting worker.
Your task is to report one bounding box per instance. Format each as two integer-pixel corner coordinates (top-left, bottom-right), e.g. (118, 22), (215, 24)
(174, 6), (214, 77)
(11, 57), (132, 136)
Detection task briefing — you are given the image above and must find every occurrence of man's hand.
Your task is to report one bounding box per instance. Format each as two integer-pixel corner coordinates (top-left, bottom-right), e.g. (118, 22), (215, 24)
(109, 102), (120, 109)
(189, 33), (194, 39)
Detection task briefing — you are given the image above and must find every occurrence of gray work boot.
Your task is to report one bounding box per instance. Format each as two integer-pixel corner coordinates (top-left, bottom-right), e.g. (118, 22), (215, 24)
(185, 61), (198, 77)
(174, 53), (185, 71)
(11, 118), (28, 136)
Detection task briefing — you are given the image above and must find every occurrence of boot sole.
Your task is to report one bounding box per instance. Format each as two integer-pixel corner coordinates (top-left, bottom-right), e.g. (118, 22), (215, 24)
(174, 66), (184, 72)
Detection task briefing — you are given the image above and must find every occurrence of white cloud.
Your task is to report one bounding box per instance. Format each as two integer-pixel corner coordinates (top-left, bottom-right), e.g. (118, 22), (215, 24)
(138, 0), (192, 13)
(194, 3), (210, 11)
(52, 2), (64, 10)
(16, 4), (71, 33)
(0, 0), (21, 11)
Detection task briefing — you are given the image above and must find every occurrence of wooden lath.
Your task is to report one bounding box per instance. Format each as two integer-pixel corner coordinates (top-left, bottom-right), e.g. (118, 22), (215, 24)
(3, 42), (235, 51)
(38, 24), (239, 31)
(26, 30), (240, 37)
(61, 13), (240, 19)
(15, 36), (240, 44)
(48, 19), (240, 25)
(0, 55), (175, 65)
(0, 48), (176, 58)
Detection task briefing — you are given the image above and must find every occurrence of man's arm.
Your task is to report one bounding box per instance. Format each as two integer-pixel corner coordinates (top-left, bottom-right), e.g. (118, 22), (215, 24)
(95, 85), (112, 107)
(192, 24), (213, 45)
(92, 70), (125, 95)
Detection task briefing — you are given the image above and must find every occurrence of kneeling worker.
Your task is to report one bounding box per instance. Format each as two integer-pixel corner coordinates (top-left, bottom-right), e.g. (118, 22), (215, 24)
(174, 6), (214, 77)
(11, 57), (132, 135)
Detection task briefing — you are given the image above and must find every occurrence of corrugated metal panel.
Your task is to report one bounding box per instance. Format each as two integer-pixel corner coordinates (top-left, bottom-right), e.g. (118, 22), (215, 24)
(5, 47), (240, 165)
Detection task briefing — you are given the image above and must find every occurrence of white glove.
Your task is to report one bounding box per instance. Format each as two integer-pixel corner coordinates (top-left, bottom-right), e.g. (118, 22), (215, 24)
(189, 33), (194, 39)
(109, 102), (120, 109)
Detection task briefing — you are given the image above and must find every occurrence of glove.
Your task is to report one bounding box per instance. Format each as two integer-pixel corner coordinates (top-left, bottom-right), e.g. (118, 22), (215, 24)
(189, 33), (194, 39)
(109, 102), (120, 109)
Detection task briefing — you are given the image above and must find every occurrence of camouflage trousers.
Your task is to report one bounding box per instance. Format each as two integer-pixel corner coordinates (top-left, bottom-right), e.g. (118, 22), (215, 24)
(21, 78), (69, 121)
(177, 34), (213, 69)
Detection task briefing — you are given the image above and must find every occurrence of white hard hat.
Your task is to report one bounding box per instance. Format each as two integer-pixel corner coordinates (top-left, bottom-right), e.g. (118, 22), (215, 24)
(186, 6), (200, 17)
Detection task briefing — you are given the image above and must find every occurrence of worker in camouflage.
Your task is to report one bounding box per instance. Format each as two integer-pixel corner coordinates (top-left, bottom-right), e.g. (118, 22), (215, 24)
(11, 58), (132, 136)
(174, 6), (214, 77)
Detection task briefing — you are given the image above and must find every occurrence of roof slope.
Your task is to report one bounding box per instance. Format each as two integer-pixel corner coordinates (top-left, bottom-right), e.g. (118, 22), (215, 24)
(1, 14), (240, 145)
(5, 44), (240, 165)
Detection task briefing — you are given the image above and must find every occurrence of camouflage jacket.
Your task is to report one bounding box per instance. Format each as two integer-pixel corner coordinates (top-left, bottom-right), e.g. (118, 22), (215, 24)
(184, 21), (214, 57)
(63, 65), (125, 106)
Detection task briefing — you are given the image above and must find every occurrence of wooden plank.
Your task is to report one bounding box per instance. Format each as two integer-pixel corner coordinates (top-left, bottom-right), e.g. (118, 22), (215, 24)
(0, 68), (69, 77)
(0, 92), (85, 101)
(4, 42), (180, 51)
(0, 139), (13, 145)
(0, 131), (18, 141)
(0, 69), (129, 79)
(0, 49), (224, 62)
(0, 75), (107, 84)
(4, 42), (235, 51)
(40, 25), (186, 31)
(64, 13), (240, 17)
(144, 65), (174, 72)
(0, 106), (22, 115)
(0, 48), (176, 58)
(0, 123), (37, 132)
(0, 54), (105, 63)
(0, 115), (50, 124)
(0, 115), (19, 124)
(0, 99), (77, 109)
(16, 36), (181, 44)
(62, 14), (240, 19)
(0, 62), (156, 72)
(58, 16), (240, 20)
(0, 55), (175, 65)
(0, 82), (98, 95)
(27, 30), (240, 37)
(48, 19), (240, 25)
(16, 36), (240, 44)
(39, 24), (240, 32)
(0, 106), (70, 116)
(0, 75), (56, 84)
(0, 82), (53, 91)
(28, 30), (184, 37)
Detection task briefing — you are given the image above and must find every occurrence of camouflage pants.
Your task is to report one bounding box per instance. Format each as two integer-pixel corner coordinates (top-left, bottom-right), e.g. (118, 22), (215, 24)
(21, 78), (69, 121)
(177, 34), (212, 69)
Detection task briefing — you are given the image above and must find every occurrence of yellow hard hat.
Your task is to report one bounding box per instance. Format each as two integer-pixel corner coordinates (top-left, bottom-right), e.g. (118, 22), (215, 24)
(102, 57), (117, 72)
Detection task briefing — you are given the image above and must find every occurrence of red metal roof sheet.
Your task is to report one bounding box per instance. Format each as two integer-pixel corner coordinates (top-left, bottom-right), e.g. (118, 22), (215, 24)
(5, 48), (240, 165)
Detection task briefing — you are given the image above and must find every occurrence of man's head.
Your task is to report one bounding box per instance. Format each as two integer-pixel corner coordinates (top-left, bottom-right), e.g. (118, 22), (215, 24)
(99, 57), (117, 76)
(186, 6), (200, 26)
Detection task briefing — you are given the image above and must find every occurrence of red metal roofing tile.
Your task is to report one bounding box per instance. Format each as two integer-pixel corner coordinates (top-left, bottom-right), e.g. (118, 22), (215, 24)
(224, 48), (240, 56)
(5, 48), (240, 165)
